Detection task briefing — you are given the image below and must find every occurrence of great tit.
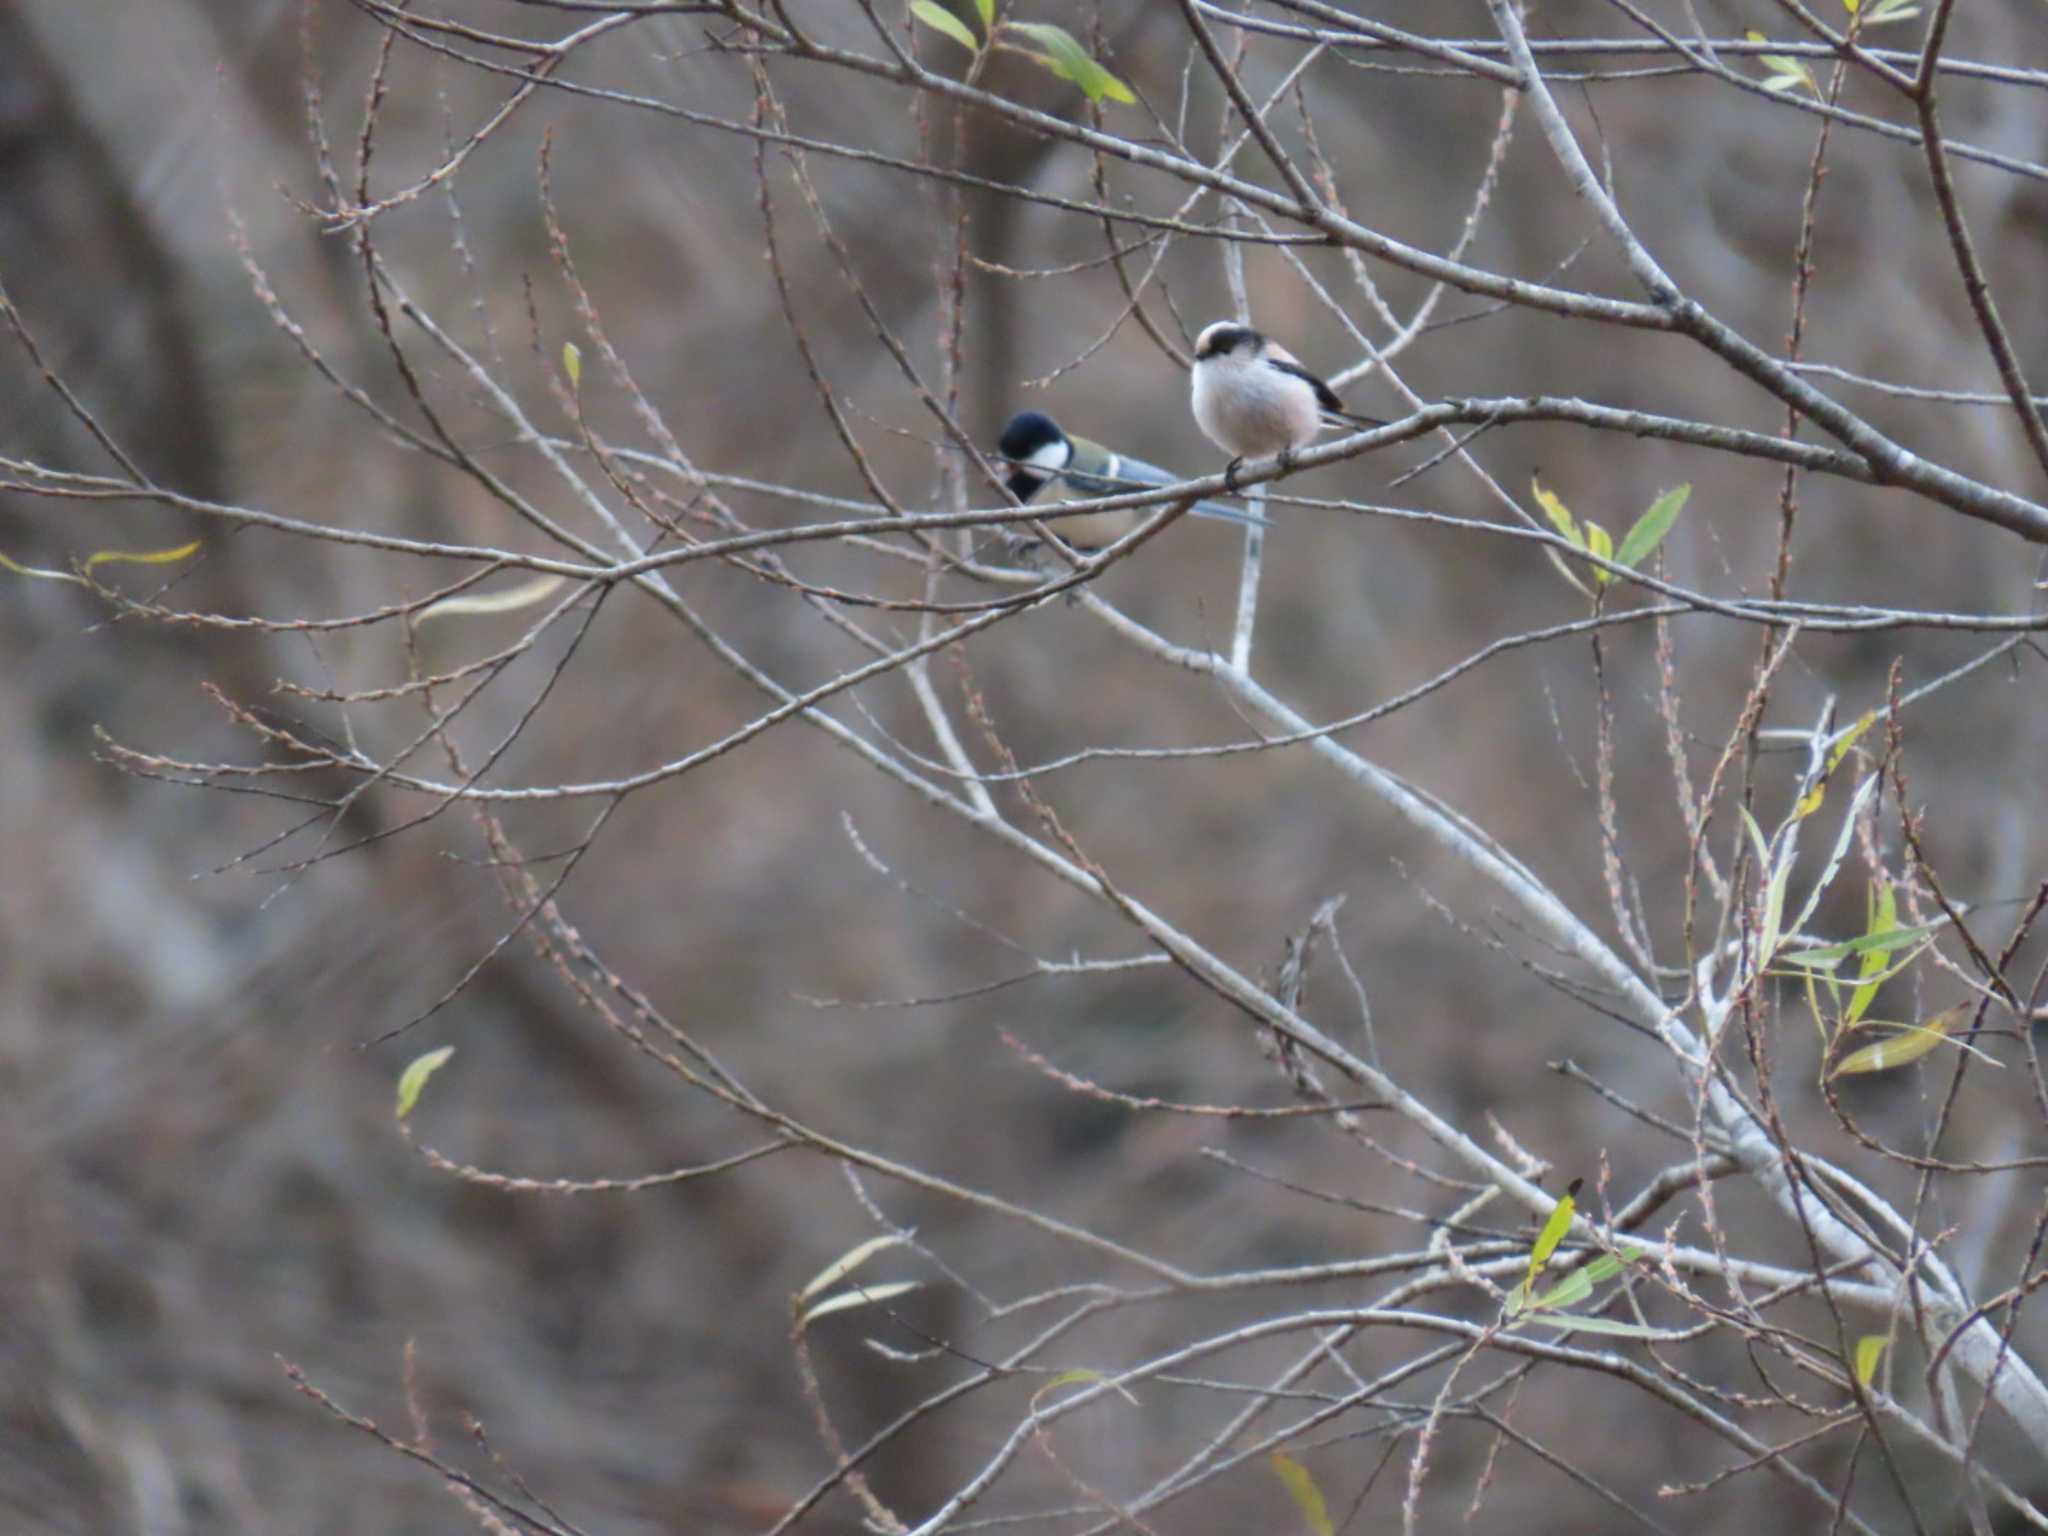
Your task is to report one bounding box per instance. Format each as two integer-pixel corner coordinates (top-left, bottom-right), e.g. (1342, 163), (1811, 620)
(996, 410), (1268, 551)
(1190, 322), (1379, 484)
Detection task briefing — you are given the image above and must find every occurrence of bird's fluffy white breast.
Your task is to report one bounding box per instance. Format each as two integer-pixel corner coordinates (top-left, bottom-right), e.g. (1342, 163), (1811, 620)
(1192, 350), (1320, 457)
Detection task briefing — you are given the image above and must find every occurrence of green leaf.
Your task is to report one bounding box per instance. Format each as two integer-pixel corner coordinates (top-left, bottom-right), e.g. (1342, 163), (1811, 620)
(1270, 1453), (1334, 1536)
(1845, 881), (1897, 1024)
(1005, 21), (1136, 103)
(911, 0), (979, 53)
(1829, 1003), (1967, 1078)
(1735, 806), (1787, 965)
(1776, 918), (1945, 969)
(1529, 1266), (1594, 1312)
(1854, 1334), (1887, 1385)
(799, 1234), (909, 1300)
(1615, 484), (1688, 569)
(798, 1280), (921, 1328)
(1528, 1243), (1647, 1313)
(973, 0), (994, 26)
(395, 1046), (454, 1120)
(562, 341), (582, 391)
(1864, 0), (1920, 21)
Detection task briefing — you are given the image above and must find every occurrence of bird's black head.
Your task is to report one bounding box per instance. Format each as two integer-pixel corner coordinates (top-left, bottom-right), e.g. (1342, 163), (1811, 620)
(1194, 322), (1262, 361)
(996, 410), (1067, 501)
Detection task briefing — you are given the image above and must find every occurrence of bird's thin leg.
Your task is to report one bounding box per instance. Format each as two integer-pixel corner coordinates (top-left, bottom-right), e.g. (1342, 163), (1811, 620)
(1223, 456), (1246, 492)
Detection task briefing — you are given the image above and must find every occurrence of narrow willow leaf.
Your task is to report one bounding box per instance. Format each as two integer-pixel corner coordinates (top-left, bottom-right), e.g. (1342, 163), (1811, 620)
(1826, 712), (1877, 776)
(910, 0), (979, 53)
(1031, 1366), (1139, 1408)
(82, 539), (203, 571)
(1615, 484), (1688, 569)
(1005, 22), (1135, 103)
(1736, 806), (1784, 963)
(1514, 1313), (1680, 1340)
(1846, 881), (1898, 1024)
(1854, 1335), (1887, 1385)
(2, 538), (203, 585)
(972, 0), (994, 26)
(1532, 476), (1578, 542)
(419, 575), (568, 622)
(798, 1280), (920, 1327)
(562, 341), (582, 391)
(799, 1233), (909, 1300)
(1270, 1453), (1335, 1536)
(1759, 854), (1790, 968)
(1776, 919), (1944, 969)
(1738, 804), (1772, 872)
(1829, 1004), (1967, 1078)
(1761, 56), (1819, 93)
(1529, 1267), (1593, 1312)
(1529, 1243), (1643, 1312)
(1525, 1178), (1581, 1293)
(1583, 520), (1614, 585)
(395, 1046), (455, 1120)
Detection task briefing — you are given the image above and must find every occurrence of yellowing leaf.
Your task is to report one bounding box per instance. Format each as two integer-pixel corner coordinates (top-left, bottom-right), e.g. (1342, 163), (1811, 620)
(911, 0), (979, 53)
(1854, 1334), (1887, 1385)
(1532, 476), (1578, 542)
(562, 341), (582, 391)
(1583, 519), (1614, 585)
(418, 575), (568, 622)
(0, 538), (202, 585)
(1829, 1004), (1967, 1078)
(83, 539), (203, 571)
(1270, 1453), (1334, 1536)
(1827, 712), (1876, 777)
(395, 1045), (455, 1120)
(1525, 1178), (1581, 1296)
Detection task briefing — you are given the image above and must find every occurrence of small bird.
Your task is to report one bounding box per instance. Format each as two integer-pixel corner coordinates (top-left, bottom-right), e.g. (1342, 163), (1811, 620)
(995, 411), (1268, 551)
(1190, 321), (1378, 486)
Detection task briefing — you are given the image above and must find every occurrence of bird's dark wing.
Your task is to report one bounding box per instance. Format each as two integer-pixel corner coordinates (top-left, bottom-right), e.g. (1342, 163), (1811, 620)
(1264, 355), (1347, 415)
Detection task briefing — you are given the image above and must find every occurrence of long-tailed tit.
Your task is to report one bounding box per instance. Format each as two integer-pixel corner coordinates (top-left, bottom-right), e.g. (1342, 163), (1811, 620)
(1190, 322), (1377, 487)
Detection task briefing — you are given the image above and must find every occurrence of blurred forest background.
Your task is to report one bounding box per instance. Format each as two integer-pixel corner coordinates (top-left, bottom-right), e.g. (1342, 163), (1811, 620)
(2, 1), (2045, 1532)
